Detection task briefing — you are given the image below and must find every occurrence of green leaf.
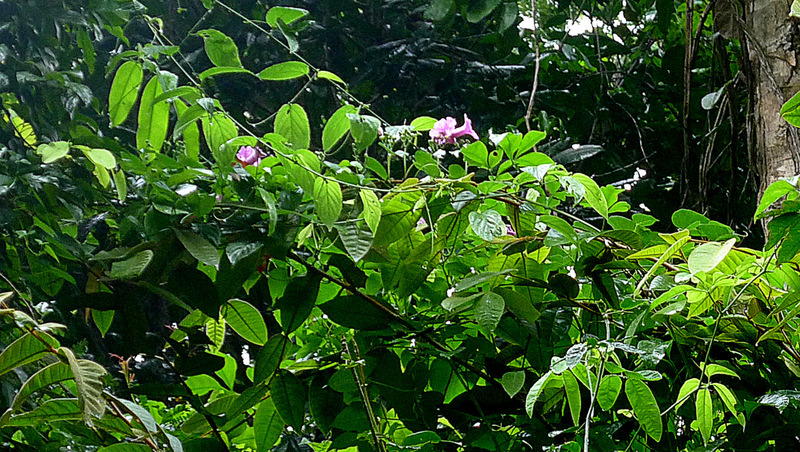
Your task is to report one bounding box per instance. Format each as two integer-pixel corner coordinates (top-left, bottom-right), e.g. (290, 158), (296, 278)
(0, 331), (59, 378)
(597, 375), (622, 411)
(317, 70), (346, 85)
(77, 29), (96, 72)
(197, 29), (242, 67)
(275, 104), (311, 150)
(36, 141), (70, 163)
(258, 61), (310, 81)
(525, 371), (554, 416)
(270, 369), (306, 429)
(323, 105), (357, 151)
(109, 250), (153, 279)
(113, 169), (127, 202)
(4, 398), (82, 427)
(625, 379), (662, 442)
(792, 0), (800, 18)
(465, 0), (502, 22)
(320, 295), (395, 331)
(540, 215), (578, 245)
(206, 316), (225, 352)
(198, 66), (254, 81)
(425, 0), (454, 21)
(275, 273), (322, 333)
(688, 238), (736, 275)
(696, 387), (713, 445)
(410, 116), (438, 131)
(313, 178), (343, 228)
(266, 6), (309, 27)
(11, 362), (73, 411)
(711, 382), (745, 427)
(469, 209), (505, 241)
(501, 371), (525, 398)
(474, 292), (505, 333)
(254, 398), (285, 451)
(221, 299), (268, 345)
(347, 113), (381, 151)
(137, 77), (170, 152)
(91, 309), (114, 338)
(633, 236), (690, 297)
(462, 141), (489, 167)
(756, 180), (796, 218)
(82, 148), (117, 169)
(337, 220), (373, 263)
(108, 60), (143, 127)
(359, 189), (382, 234)
(702, 363), (739, 380)
(373, 194), (420, 246)
(572, 173), (609, 219)
(202, 112), (238, 164)
(562, 370), (582, 426)
(175, 229), (220, 268)
(254, 335), (289, 383)
(173, 104), (208, 141)
(62, 347), (107, 423)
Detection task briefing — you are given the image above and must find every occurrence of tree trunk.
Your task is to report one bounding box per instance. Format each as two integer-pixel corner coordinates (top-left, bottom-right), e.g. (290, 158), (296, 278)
(746, 0), (800, 199)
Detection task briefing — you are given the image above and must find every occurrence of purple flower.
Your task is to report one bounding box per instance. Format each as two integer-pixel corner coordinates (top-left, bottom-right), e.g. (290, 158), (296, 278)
(236, 145), (267, 167)
(506, 225), (516, 236)
(429, 114), (479, 144)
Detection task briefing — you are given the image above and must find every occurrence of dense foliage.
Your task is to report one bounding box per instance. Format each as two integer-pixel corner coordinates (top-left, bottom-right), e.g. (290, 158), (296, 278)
(5, 1), (800, 452)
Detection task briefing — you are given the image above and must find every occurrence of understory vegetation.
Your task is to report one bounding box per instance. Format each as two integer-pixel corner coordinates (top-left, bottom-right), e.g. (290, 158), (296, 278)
(5, 1), (800, 451)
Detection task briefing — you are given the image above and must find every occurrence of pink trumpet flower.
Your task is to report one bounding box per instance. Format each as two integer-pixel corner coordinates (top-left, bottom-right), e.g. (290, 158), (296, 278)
(430, 114), (479, 144)
(236, 145), (267, 167)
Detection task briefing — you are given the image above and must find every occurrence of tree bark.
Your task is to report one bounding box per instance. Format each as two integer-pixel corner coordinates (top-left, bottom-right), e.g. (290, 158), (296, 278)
(746, 0), (800, 197)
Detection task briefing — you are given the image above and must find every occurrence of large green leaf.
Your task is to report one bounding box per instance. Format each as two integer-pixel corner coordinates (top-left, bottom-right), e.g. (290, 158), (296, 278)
(711, 382), (745, 427)
(597, 375), (622, 411)
(254, 334), (289, 383)
(36, 141), (70, 164)
(175, 229), (220, 268)
(258, 61), (310, 81)
(359, 189), (382, 234)
(11, 362), (73, 411)
(374, 193), (421, 246)
(573, 173), (609, 219)
(108, 60), (143, 127)
(109, 250), (153, 279)
(275, 104), (310, 150)
(469, 209), (505, 241)
(62, 347), (107, 423)
(0, 331), (59, 378)
(270, 369), (306, 429)
(323, 105), (357, 151)
(221, 299), (268, 345)
(136, 77), (170, 152)
(625, 379), (662, 442)
(688, 238), (736, 275)
(474, 291), (505, 333)
(254, 398), (284, 451)
(337, 220), (373, 263)
(3, 398), (82, 426)
(525, 371), (554, 416)
(346, 113), (380, 151)
(275, 273), (322, 333)
(201, 112), (238, 164)
(465, 0), (502, 22)
(562, 370), (582, 426)
(197, 29), (242, 67)
(781, 90), (800, 127)
(313, 178), (342, 228)
(266, 6), (309, 27)
(756, 180), (796, 219)
(501, 371), (525, 398)
(320, 295), (395, 330)
(696, 387), (713, 445)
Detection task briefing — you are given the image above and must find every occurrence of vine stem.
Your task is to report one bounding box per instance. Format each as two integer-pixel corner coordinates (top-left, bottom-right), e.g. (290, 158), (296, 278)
(523, 0), (541, 132)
